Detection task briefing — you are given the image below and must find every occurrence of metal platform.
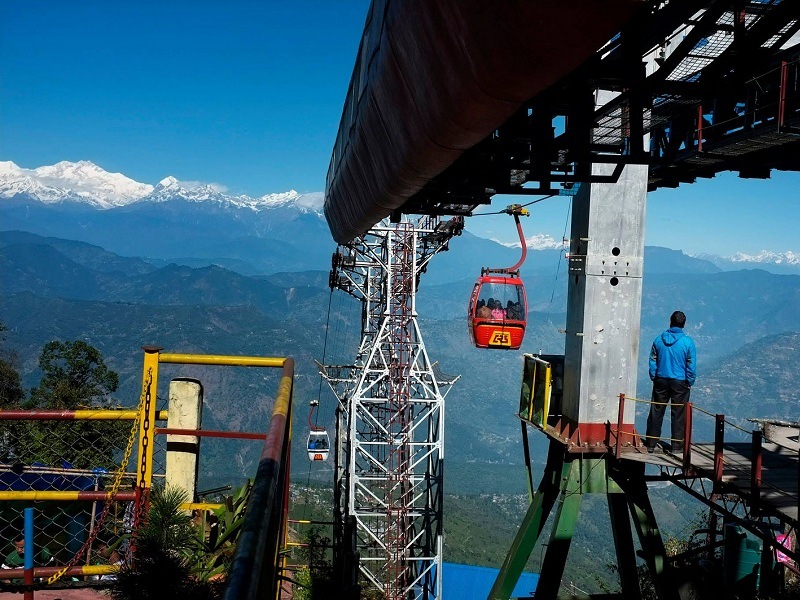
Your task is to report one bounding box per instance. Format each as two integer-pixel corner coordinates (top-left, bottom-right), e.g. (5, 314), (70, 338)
(625, 440), (800, 524)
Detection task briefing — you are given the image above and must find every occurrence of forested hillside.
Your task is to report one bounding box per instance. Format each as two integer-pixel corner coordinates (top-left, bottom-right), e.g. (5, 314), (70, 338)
(2, 224), (798, 591)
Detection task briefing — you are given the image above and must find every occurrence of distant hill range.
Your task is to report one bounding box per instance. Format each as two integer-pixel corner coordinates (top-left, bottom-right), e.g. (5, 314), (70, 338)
(1, 160), (799, 490)
(1, 160), (798, 275)
(2, 229), (799, 477)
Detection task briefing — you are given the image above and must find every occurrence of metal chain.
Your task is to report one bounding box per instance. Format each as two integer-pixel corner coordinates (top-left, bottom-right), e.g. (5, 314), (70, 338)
(46, 370), (149, 585)
(133, 370), (153, 532)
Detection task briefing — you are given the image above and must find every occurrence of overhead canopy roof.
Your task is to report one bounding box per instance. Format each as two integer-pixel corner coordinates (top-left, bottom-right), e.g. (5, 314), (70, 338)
(325, 1), (800, 244)
(324, 0), (644, 243)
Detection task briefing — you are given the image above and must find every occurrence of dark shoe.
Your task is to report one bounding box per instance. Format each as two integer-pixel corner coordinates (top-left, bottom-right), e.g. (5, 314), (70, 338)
(670, 445), (682, 454)
(646, 444), (656, 453)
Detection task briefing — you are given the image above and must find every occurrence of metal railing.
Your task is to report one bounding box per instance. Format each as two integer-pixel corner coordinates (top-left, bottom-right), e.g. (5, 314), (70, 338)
(141, 349), (296, 600)
(223, 356), (294, 600)
(0, 348), (295, 599)
(614, 393), (800, 525)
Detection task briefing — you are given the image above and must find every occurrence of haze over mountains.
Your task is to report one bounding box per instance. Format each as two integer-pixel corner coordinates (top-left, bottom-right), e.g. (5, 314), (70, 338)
(1, 159), (799, 486)
(1, 160), (798, 273)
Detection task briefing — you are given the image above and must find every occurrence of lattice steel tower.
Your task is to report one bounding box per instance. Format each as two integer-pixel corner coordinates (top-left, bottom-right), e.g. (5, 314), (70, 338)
(320, 216), (462, 600)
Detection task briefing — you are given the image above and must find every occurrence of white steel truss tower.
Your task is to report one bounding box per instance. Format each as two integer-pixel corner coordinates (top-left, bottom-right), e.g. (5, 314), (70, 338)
(321, 216), (462, 600)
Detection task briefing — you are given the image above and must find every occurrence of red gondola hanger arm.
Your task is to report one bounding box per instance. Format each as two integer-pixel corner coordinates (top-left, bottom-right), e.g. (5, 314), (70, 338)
(507, 211), (528, 273)
(483, 205), (529, 275)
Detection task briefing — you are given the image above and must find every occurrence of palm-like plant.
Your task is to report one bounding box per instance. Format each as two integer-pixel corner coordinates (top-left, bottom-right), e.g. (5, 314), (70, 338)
(111, 485), (222, 600)
(191, 479), (253, 582)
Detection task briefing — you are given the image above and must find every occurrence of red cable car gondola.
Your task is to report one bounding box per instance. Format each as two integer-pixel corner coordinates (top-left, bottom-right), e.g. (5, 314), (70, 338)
(468, 205), (529, 350)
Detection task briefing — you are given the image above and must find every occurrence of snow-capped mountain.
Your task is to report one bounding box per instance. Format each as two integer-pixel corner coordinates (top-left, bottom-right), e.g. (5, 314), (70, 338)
(729, 250), (800, 266)
(0, 159), (333, 275)
(492, 233), (565, 251)
(695, 251), (800, 275)
(0, 160), (154, 208)
(0, 160), (323, 212)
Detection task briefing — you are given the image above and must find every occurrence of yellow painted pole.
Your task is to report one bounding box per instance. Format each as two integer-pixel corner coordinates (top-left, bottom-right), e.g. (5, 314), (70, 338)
(71, 410), (169, 420)
(277, 373), (293, 600)
(0, 564), (120, 579)
(0, 491), (82, 501)
(138, 347), (162, 492)
(181, 502), (223, 511)
(159, 353), (285, 368)
(0, 410), (167, 420)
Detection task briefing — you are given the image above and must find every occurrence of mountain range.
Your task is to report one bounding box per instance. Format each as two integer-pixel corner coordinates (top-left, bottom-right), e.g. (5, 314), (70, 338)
(1, 162), (798, 586)
(0, 160), (323, 210)
(1, 160), (797, 274)
(2, 229), (798, 467)
(1, 160), (799, 485)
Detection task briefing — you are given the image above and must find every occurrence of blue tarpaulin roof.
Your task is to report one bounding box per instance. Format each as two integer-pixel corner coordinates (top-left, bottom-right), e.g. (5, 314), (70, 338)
(0, 462), (96, 492)
(442, 562), (538, 599)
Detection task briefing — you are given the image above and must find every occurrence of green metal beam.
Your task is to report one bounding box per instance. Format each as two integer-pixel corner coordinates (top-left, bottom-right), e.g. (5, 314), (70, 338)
(488, 487), (549, 600)
(618, 464), (680, 600)
(533, 459), (584, 598)
(521, 421), (535, 503)
(488, 440), (565, 600)
(493, 446), (679, 600)
(608, 492), (641, 599)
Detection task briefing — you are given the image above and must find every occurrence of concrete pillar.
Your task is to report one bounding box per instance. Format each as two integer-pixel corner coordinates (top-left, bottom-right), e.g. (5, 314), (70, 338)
(562, 153), (648, 448)
(166, 378), (203, 502)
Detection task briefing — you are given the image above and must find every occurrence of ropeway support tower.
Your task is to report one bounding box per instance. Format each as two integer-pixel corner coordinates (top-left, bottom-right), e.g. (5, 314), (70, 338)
(320, 215), (463, 600)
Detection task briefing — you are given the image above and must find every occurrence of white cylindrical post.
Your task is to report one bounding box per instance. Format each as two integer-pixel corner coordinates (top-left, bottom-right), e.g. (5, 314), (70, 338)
(166, 378), (203, 504)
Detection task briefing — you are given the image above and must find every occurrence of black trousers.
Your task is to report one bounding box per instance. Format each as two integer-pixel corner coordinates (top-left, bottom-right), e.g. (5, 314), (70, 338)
(646, 377), (691, 448)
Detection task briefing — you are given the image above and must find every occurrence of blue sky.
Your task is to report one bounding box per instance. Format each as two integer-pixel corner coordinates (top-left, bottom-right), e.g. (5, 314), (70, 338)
(1, 0), (797, 256)
(481, 169), (800, 256)
(1, 0), (368, 194)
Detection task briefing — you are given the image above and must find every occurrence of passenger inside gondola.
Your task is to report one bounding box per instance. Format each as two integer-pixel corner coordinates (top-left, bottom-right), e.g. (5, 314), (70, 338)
(491, 300), (505, 320)
(476, 284), (524, 321)
(309, 436), (329, 449)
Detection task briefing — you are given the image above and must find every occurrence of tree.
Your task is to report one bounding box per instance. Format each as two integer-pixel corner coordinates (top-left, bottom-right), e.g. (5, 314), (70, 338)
(30, 340), (119, 409)
(0, 322), (26, 460)
(0, 321), (24, 408)
(0, 359), (24, 408)
(16, 340), (126, 469)
(295, 526), (335, 598)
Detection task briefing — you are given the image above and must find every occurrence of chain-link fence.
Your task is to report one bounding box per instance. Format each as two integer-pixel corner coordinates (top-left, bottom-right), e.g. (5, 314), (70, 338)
(0, 408), (157, 585)
(0, 349), (295, 594)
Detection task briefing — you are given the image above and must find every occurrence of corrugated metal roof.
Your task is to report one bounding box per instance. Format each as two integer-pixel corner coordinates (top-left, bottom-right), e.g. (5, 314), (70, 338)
(442, 562), (538, 599)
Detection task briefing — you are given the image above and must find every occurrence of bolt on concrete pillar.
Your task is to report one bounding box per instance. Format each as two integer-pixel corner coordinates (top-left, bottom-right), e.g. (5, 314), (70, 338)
(166, 378), (203, 503)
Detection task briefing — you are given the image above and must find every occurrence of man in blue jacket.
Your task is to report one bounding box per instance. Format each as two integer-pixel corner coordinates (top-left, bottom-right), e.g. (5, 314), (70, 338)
(645, 310), (697, 453)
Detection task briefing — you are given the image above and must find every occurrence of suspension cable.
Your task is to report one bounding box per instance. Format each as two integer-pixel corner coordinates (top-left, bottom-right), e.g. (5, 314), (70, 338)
(302, 278), (336, 521)
(314, 286), (335, 429)
(547, 196), (572, 328)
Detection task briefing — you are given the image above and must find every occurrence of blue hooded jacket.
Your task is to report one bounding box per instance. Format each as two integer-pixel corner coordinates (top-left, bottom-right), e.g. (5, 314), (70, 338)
(649, 327), (697, 386)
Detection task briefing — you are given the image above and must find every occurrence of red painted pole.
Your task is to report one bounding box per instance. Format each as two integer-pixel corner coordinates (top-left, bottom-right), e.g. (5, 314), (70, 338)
(696, 105), (704, 152)
(778, 60), (788, 130)
(714, 414), (725, 492)
(683, 403), (693, 471)
(750, 430), (763, 515)
(615, 394), (625, 459)
(154, 427), (266, 440)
